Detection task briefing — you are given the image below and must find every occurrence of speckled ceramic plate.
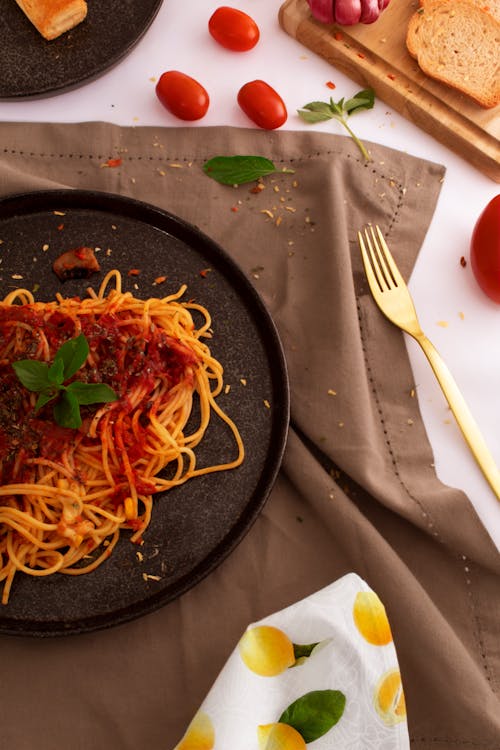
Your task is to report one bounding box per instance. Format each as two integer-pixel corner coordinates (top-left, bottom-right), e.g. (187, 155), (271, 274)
(0, 0), (163, 99)
(0, 190), (289, 636)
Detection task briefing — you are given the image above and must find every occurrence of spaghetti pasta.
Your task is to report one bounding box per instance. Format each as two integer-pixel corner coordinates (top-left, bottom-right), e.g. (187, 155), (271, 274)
(0, 270), (244, 604)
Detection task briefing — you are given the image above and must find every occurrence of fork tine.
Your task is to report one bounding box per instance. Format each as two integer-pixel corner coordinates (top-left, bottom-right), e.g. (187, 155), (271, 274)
(358, 229), (386, 293)
(371, 225), (405, 287)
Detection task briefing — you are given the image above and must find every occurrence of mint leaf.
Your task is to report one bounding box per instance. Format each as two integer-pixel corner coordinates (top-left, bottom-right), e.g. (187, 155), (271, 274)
(56, 333), (89, 380)
(54, 390), (82, 429)
(12, 360), (50, 392)
(279, 690), (346, 743)
(66, 381), (118, 405)
(203, 155), (294, 185)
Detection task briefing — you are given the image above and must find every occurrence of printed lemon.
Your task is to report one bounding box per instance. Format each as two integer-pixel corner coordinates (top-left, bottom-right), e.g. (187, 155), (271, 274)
(374, 669), (407, 726)
(257, 722), (307, 750)
(174, 711), (215, 750)
(352, 591), (393, 646)
(238, 625), (295, 676)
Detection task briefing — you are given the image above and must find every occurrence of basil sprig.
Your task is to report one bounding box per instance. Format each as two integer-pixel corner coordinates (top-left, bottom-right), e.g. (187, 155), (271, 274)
(298, 88), (375, 161)
(12, 333), (118, 429)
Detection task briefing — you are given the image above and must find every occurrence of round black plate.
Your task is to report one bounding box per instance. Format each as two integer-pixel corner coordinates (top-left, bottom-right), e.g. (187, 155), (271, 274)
(0, 0), (163, 99)
(0, 190), (289, 636)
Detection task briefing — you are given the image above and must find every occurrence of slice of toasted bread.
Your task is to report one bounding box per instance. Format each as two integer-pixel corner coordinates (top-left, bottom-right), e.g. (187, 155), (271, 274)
(15, 0), (88, 41)
(406, 0), (500, 108)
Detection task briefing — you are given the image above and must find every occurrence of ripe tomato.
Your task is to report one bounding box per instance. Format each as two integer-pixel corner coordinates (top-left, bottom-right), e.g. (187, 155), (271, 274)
(155, 71), (209, 121)
(208, 6), (260, 51)
(470, 194), (500, 303)
(237, 80), (287, 130)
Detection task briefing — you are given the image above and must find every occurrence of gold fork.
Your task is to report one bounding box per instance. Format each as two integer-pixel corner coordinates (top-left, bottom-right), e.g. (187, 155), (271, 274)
(358, 224), (500, 502)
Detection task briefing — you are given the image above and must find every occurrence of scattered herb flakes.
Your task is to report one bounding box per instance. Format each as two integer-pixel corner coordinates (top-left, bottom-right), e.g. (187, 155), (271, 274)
(203, 155), (294, 186)
(298, 88), (375, 161)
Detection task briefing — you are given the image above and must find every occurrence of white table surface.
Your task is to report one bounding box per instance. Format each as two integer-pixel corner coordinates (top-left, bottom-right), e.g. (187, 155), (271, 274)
(0, 0), (499, 549)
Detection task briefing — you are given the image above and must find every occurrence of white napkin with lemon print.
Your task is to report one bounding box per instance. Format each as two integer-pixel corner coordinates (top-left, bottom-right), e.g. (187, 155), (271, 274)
(173, 573), (409, 749)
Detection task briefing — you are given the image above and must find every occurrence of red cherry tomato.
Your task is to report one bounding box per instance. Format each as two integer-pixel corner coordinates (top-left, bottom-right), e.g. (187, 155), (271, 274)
(237, 80), (287, 130)
(155, 71), (209, 121)
(208, 6), (260, 51)
(470, 194), (500, 303)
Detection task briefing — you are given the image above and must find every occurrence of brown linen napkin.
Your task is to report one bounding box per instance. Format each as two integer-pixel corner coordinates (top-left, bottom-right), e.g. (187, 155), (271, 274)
(0, 122), (498, 750)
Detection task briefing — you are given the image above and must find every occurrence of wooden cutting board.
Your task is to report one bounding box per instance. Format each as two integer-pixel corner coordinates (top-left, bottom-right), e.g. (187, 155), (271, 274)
(279, 0), (500, 182)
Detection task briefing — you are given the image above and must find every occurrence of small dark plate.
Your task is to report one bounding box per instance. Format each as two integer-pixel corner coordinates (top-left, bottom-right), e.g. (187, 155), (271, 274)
(0, 0), (163, 99)
(0, 189), (289, 636)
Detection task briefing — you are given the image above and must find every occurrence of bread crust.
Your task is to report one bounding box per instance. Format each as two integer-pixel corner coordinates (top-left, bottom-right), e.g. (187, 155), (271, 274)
(406, 0), (500, 108)
(15, 0), (88, 40)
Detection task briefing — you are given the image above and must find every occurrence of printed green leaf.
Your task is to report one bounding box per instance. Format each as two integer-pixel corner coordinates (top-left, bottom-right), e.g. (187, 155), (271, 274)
(12, 359), (51, 392)
(66, 381), (118, 406)
(279, 689), (346, 743)
(203, 155), (294, 185)
(293, 642), (320, 661)
(54, 390), (82, 429)
(56, 333), (89, 380)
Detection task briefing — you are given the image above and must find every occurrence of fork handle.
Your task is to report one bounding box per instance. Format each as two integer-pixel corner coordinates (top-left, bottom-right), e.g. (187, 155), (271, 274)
(416, 334), (500, 501)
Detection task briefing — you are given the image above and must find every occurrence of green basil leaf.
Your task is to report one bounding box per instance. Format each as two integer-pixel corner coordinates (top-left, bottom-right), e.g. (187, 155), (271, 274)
(56, 333), (89, 380)
(12, 360), (50, 392)
(297, 108), (333, 124)
(34, 391), (57, 413)
(53, 390), (82, 429)
(203, 155), (294, 185)
(344, 88), (375, 114)
(66, 381), (118, 405)
(279, 690), (346, 743)
(48, 357), (65, 385)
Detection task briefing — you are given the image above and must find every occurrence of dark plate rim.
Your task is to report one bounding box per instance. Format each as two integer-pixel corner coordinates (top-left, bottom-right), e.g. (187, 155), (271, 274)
(0, 189), (290, 637)
(0, 1), (164, 100)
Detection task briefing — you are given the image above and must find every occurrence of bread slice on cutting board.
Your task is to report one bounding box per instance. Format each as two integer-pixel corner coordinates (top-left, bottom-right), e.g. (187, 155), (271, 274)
(15, 0), (88, 40)
(406, 0), (500, 108)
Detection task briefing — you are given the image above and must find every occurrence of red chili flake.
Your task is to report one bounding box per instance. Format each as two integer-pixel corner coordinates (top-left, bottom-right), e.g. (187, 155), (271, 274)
(231, 205), (239, 212)
(326, 81), (336, 90)
(102, 158), (123, 168)
(57, 223), (64, 230)
(334, 31), (343, 40)
(357, 53), (365, 59)
(199, 268), (212, 278)
(154, 275), (167, 284)
(460, 256), (467, 267)
(127, 268), (141, 276)
(250, 184), (265, 194)
(387, 73), (396, 81)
